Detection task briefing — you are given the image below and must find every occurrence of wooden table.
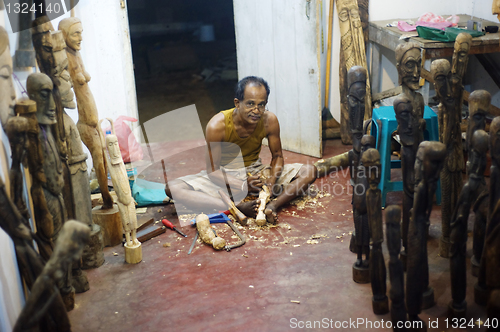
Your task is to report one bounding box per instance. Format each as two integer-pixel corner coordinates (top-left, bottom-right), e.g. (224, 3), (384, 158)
(369, 14), (500, 109)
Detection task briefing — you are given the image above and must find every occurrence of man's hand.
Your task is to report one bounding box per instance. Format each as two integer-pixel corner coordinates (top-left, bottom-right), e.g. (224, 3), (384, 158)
(247, 175), (263, 194)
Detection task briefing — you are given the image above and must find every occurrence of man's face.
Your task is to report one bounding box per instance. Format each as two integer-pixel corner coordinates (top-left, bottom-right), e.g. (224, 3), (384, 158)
(32, 80), (56, 125)
(32, 22), (55, 74)
(0, 47), (16, 128)
(234, 84), (268, 125)
(51, 37), (76, 109)
(433, 63), (453, 108)
(348, 81), (365, 152)
(395, 101), (414, 146)
(67, 23), (83, 51)
(338, 0), (361, 29)
(399, 48), (421, 91)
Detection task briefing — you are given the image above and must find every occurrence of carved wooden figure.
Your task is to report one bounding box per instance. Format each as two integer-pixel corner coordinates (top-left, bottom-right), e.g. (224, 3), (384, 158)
(406, 141), (446, 328)
(32, 16), (75, 221)
(362, 148), (389, 314)
(385, 205), (407, 331)
(396, 42), (425, 148)
(51, 29), (104, 272)
(0, 26), (16, 129)
(393, 95), (418, 268)
(467, 90), (491, 276)
(0, 176), (71, 332)
(432, 33), (471, 258)
(337, 0), (372, 144)
(347, 67), (370, 283)
(476, 116), (500, 306)
(99, 118), (142, 264)
(27, 72), (75, 310)
(449, 129), (489, 318)
(13, 220), (89, 332)
(59, 17), (113, 210)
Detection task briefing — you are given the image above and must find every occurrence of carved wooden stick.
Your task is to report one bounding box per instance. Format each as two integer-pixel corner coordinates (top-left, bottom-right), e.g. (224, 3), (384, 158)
(255, 185), (270, 226)
(218, 189), (248, 226)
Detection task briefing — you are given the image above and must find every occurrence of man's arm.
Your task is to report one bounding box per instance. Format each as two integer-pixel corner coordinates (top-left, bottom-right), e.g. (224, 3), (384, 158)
(205, 113), (248, 194)
(265, 111), (284, 194)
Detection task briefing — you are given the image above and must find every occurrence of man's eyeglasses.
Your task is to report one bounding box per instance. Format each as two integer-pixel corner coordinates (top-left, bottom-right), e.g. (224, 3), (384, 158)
(244, 101), (267, 111)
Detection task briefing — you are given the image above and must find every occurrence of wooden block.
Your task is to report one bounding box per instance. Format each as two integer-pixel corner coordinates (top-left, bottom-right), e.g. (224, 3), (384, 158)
(137, 217), (154, 232)
(92, 204), (122, 247)
(136, 224), (166, 243)
(124, 242), (142, 264)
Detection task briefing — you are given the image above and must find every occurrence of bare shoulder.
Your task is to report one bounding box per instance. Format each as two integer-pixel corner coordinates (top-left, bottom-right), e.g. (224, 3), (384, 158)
(263, 111), (280, 135)
(206, 112), (226, 142)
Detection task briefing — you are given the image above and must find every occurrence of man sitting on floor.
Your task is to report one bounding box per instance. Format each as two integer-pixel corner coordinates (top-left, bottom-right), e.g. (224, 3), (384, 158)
(165, 76), (317, 224)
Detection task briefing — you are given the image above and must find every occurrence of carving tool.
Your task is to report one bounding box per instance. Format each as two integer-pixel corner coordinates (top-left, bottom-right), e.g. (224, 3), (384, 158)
(161, 219), (187, 237)
(218, 189), (248, 225)
(188, 230), (198, 255)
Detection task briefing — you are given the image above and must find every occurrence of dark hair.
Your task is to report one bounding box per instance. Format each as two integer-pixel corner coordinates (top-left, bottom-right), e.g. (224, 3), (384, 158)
(234, 76), (270, 101)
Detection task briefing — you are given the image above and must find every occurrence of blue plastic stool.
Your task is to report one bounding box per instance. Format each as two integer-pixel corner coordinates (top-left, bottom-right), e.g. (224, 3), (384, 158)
(371, 105), (441, 207)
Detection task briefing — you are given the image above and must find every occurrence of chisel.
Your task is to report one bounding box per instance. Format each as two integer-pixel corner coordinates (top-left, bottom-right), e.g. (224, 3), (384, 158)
(161, 219), (187, 237)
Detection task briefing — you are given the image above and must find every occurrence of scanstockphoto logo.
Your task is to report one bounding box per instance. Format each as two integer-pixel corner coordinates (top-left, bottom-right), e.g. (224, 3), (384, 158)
(2, 0), (79, 33)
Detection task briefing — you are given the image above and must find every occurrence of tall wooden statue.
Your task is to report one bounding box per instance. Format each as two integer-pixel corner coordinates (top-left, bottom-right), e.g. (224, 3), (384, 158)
(467, 90), (491, 276)
(99, 118), (142, 264)
(476, 116), (500, 306)
(406, 141), (446, 329)
(449, 129), (489, 318)
(337, 0), (372, 144)
(348, 66), (370, 283)
(58, 17), (113, 210)
(386, 205), (407, 331)
(32, 16), (75, 221)
(363, 148), (389, 314)
(393, 94), (419, 268)
(27, 72), (75, 310)
(51, 29), (104, 271)
(432, 33), (471, 258)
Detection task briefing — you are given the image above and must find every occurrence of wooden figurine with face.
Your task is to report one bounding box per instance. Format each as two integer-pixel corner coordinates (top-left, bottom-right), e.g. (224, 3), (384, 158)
(59, 17), (114, 210)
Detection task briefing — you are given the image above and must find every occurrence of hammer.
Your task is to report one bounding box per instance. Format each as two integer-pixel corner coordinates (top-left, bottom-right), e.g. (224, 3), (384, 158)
(218, 189), (248, 226)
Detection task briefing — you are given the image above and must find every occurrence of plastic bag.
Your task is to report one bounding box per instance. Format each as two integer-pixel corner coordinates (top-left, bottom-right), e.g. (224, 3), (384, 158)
(418, 12), (459, 26)
(104, 116), (143, 163)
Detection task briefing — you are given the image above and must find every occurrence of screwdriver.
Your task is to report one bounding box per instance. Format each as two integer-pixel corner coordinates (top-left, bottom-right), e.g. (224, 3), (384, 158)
(161, 219), (187, 237)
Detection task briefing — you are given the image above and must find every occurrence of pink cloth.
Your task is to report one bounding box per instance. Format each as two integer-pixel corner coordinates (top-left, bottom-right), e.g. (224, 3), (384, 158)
(398, 20), (454, 32)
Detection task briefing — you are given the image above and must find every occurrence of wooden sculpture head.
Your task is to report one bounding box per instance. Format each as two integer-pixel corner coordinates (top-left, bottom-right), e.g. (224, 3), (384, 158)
(0, 26), (15, 129)
(395, 42), (421, 90)
(394, 95), (414, 147)
(431, 59), (453, 109)
(27, 73), (56, 125)
(451, 33), (472, 85)
(106, 134), (123, 165)
(490, 117), (500, 166)
(493, 0), (500, 22)
(51, 30), (76, 109)
(347, 65), (367, 153)
(360, 134), (375, 156)
(468, 129), (489, 178)
(31, 16), (55, 76)
(361, 148), (381, 190)
(467, 90), (490, 150)
(422, 141), (446, 185)
(59, 17), (83, 52)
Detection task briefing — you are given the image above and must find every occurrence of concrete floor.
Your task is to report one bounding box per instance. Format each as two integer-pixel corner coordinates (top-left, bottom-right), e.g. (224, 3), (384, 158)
(68, 139), (488, 332)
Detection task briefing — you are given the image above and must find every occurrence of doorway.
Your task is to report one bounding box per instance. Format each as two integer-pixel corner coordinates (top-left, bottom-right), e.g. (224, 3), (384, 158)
(127, 0), (238, 136)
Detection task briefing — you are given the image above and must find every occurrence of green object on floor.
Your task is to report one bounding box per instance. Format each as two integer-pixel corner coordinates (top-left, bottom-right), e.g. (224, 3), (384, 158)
(416, 26), (485, 42)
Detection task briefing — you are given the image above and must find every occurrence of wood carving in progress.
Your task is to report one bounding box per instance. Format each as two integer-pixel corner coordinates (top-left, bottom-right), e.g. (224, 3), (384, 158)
(195, 213), (226, 250)
(98, 118), (142, 264)
(255, 185), (270, 226)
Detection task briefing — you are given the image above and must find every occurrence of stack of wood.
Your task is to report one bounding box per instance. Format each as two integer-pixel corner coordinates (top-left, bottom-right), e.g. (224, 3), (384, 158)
(322, 117), (341, 140)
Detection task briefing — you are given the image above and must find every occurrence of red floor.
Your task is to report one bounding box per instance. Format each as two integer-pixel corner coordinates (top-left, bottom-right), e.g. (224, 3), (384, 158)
(68, 139), (487, 332)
